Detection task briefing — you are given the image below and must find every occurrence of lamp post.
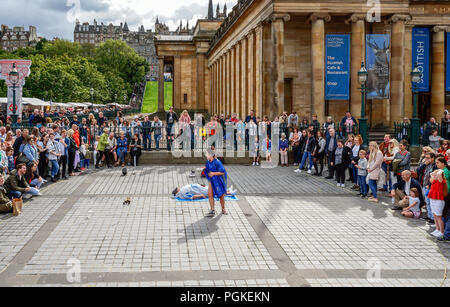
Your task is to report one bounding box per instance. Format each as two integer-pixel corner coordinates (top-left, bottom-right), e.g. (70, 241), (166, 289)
(123, 94), (127, 105)
(90, 87), (94, 109)
(410, 63), (421, 147)
(357, 61), (368, 146)
(8, 63), (19, 125)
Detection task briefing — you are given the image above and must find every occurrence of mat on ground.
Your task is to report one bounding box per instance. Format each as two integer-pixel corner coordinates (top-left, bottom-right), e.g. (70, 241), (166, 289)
(175, 195), (239, 202)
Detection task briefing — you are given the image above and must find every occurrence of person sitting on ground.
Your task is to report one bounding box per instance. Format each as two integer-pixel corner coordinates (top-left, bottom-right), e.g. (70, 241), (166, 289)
(4, 163), (40, 199)
(401, 188), (422, 219)
(0, 174), (14, 214)
(24, 162), (44, 190)
(390, 170), (424, 210)
(172, 184), (237, 200)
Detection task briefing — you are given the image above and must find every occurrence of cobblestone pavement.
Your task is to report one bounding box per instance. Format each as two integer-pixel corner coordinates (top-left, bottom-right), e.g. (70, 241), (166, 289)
(0, 165), (448, 287)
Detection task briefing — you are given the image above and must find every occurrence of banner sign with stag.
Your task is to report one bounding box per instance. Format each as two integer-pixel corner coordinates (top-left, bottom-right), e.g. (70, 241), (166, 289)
(365, 34), (390, 99)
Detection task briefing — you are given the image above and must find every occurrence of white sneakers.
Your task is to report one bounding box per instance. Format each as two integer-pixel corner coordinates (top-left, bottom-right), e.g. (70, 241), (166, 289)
(294, 169), (302, 173)
(307, 170), (312, 174)
(431, 230), (443, 238)
(337, 183), (345, 188)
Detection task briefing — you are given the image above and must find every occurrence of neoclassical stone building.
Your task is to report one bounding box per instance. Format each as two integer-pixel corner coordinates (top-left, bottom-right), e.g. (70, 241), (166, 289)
(155, 0), (450, 127)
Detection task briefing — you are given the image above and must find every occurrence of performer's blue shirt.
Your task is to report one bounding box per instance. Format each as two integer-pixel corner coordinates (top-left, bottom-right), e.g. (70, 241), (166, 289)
(205, 158), (227, 198)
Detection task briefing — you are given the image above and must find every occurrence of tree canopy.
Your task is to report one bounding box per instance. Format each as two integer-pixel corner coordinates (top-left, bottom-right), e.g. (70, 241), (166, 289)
(0, 39), (149, 104)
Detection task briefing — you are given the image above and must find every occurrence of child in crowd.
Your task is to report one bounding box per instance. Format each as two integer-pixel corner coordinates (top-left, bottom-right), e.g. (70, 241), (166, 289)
(251, 137), (260, 166)
(446, 149), (450, 162)
(93, 136), (100, 167)
(79, 140), (87, 170)
(263, 135), (272, 162)
(6, 147), (14, 174)
(401, 188), (422, 219)
(428, 169), (447, 238)
(84, 146), (92, 170)
(355, 150), (368, 198)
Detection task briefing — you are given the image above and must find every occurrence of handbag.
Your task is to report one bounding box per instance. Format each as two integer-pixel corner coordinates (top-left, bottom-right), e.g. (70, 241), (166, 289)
(16, 152), (30, 165)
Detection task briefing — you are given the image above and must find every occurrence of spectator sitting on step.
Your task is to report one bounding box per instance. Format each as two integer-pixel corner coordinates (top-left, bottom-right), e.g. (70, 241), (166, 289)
(401, 188), (422, 219)
(0, 174), (13, 214)
(4, 163), (40, 199)
(390, 170), (424, 211)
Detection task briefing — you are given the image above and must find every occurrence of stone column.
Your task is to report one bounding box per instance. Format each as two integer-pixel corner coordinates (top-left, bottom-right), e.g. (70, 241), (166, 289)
(247, 30), (255, 115)
(235, 42), (242, 118)
(241, 37), (248, 117)
(158, 56), (165, 112)
(196, 53), (205, 111)
(173, 56), (181, 110)
(309, 13), (330, 123)
(255, 23), (263, 118)
(404, 24), (414, 119)
(231, 46), (236, 114)
(346, 14), (365, 119)
(226, 51), (231, 116)
(431, 26), (448, 121)
(389, 15), (411, 125)
(222, 55), (226, 115)
(270, 14), (290, 120)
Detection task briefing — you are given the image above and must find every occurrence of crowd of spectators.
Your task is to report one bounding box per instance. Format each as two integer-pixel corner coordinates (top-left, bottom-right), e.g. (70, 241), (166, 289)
(0, 106), (447, 242)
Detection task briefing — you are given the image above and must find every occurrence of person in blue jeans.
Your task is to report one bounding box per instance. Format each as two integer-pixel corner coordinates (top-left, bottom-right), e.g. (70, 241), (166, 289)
(152, 116), (163, 150)
(116, 131), (128, 167)
(355, 150), (368, 198)
(47, 134), (61, 182)
(295, 130), (316, 174)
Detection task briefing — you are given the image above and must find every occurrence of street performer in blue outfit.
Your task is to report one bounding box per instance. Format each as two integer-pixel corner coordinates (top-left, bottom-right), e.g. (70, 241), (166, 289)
(205, 149), (228, 217)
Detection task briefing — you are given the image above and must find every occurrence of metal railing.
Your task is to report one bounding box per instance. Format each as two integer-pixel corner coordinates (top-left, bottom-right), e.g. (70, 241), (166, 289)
(393, 121), (447, 146)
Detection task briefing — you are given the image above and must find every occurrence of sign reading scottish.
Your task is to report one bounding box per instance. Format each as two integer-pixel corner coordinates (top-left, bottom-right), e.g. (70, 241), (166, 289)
(325, 34), (350, 100)
(412, 28), (430, 92)
(366, 34), (390, 99)
(447, 32), (450, 92)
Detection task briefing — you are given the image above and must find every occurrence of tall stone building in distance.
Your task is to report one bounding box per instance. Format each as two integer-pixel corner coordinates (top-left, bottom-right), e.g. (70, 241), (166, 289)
(74, 18), (194, 80)
(0, 25), (39, 52)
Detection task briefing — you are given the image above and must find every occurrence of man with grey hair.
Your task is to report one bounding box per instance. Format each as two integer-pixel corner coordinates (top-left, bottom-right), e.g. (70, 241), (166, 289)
(390, 170), (424, 210)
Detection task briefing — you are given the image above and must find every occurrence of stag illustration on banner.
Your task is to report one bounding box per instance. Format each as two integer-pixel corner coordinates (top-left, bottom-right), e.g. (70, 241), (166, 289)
(366, 34), (390, 99)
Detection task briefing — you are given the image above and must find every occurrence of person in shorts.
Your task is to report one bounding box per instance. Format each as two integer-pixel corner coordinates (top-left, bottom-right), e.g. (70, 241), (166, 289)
(428, 169), (447, 238)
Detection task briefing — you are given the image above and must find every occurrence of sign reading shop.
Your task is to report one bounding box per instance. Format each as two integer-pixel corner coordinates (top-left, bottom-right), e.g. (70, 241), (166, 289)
(325, 34), (350, 100)
(412, 28), (430, 92)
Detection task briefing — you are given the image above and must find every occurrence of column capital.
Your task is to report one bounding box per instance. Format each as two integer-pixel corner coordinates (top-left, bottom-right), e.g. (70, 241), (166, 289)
(308, 13), (331, 24)
(385, 14), (412, 25)
(345, 14), (366, 24)
(245, 29), (256, 39)
(269, 13), (291, 23)
(433, 25), (450, 33)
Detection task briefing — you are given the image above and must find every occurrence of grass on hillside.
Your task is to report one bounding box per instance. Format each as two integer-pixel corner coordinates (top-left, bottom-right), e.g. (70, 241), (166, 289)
(141, 81), (173, 114)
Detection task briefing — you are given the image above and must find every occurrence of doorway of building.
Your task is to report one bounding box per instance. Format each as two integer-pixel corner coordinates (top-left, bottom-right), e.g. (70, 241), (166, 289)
(419, 92), (431, 124)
